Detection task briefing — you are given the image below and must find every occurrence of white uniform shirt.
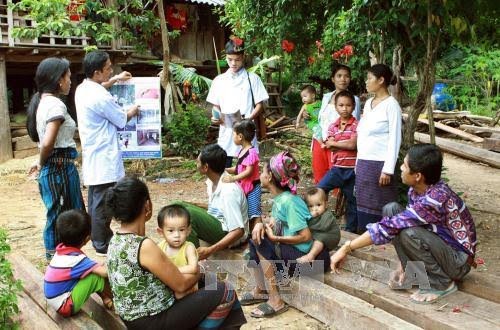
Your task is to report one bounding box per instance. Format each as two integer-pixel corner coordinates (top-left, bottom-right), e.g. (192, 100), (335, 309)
(36, 96), (77, 149)
(206, 68), (269, 157)
(357, 96), (402, 175)
(75, 79), (127, 186)
(318, 91), (361, 141)
(206, 178), (249, 246)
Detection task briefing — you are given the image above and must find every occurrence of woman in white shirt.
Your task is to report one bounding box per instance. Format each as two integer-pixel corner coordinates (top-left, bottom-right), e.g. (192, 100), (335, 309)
(315, 64), (361, 183)
(356, 64), (402, 233)
(27, 57), (85, 260)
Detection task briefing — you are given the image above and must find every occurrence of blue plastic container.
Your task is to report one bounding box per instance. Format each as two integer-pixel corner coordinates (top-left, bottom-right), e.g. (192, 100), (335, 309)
(431, 83), (456, 111)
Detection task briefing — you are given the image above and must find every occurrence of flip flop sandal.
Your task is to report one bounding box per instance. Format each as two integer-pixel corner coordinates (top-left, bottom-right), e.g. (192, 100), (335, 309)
(250, 302), (289, 318)
(240, 291), (269, 306)
(409, 282), (457, 305)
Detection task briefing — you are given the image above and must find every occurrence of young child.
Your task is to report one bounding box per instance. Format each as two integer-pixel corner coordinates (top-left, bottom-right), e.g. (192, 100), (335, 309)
(222, 119), (262, 230)
(44, 210), (112, 317)
(297, 187), (341, 263)
(295, 85), (325, 184)
(317, 90), (359, 233)
(157, 204), (198, 298)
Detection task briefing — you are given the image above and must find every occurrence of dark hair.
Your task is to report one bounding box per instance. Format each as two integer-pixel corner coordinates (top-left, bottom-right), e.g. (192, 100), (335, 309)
(26, 57), (70, 142)
(407, 143), (443, 184)
(367, 64), (396, 87)
(83, 50), (110, 78)
(199, 144), (227, 174)
(334, 90), (355, 106)
(331, 64), (351, 78)
(304, 187), (327, 202)
(56, 209), (91, 247)
(301, 85), (316, 95)
(233, 119), (256, 142)
(157, 204), (191, 228)
(104, 177), (151, 223)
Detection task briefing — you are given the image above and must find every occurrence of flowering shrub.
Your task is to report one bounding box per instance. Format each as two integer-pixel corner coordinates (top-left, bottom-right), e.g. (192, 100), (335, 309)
(281, 39), (295, 53)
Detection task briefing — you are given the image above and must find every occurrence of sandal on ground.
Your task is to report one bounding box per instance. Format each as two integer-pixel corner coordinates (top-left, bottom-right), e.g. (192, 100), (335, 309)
(409, 282), (457, 305)
(250, 302), (289, 318)
(240, 291), (269, 306)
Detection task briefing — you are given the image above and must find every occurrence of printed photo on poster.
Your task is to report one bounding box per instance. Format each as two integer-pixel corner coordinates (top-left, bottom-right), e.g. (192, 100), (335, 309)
(110, 77), (162, 159)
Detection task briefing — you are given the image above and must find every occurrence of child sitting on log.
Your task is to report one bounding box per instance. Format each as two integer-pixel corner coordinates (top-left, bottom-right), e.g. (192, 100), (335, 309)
(44, 210), (112, 317)
(330, 143), (477, 304)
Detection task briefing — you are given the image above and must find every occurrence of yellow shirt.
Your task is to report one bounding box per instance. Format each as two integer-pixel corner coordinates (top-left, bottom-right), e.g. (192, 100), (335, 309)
(158, 241), (196, 267)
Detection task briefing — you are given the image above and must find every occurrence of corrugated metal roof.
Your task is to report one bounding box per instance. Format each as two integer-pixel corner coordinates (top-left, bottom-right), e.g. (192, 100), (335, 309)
(186, 0), (225, 6)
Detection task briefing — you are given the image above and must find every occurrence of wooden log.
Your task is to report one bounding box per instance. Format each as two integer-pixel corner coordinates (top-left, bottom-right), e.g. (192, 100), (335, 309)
(414, 132), (500, 168)
(12, 135), (38, 151)
(14, 147), (38, 159)
(0, 54), (13, 163)
(459, 125), (500, 135)
(268, 116), (286, 128)
(483, 138), (500, 152)
(15, 291), (59, 330)
(339, 231), (500, 304)
(11, 128), (28, 138)
(210, 250), (420, 329)
(9, 254), (103, 330)
(403, 114), (483, 143)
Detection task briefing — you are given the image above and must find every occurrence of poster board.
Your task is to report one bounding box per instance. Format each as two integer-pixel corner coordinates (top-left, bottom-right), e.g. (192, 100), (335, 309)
(109, 77), (162, 159)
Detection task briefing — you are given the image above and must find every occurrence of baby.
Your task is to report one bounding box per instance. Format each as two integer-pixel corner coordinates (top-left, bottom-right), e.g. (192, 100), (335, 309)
(297, 187), (341, 264)
(157, 204), (198, 298)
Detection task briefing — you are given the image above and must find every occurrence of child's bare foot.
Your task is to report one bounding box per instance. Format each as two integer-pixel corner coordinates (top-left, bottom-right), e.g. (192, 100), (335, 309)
(296, 254), (315, 264)
(102, 296), (113, 310)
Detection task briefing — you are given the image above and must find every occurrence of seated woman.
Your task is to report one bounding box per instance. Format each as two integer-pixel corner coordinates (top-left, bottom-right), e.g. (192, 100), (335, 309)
(104, 177), (246, 329)
(244, 152), (330, 318)
(330, 144), (477, 304)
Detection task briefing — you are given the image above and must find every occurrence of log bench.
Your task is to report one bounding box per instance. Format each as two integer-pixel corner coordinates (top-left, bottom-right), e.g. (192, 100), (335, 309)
(210, 231), (500, 329)
(8, 254), (125, 330)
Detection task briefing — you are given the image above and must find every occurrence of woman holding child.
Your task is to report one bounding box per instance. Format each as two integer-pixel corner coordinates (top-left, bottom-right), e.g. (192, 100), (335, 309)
(26, 57), (85, 260)
(244, 152), (330, 318)
(104, 177), (246, 329)
(356, 64), (402, 231)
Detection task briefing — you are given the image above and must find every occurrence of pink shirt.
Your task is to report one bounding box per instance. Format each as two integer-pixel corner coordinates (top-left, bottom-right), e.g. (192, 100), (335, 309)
(236, 147), (260, 195)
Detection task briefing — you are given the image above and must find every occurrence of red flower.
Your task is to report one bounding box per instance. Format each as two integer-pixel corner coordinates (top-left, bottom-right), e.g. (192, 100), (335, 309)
(231, 36), (244, 46)
(343, 44), (354, 56)
(332, 51), (341, 59)
(307, 56), (315, 64)
(281, 39), (295, 53)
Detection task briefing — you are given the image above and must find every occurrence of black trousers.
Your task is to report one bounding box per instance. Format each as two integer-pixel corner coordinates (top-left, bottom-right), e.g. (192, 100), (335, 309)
(88, 182), (115, 253)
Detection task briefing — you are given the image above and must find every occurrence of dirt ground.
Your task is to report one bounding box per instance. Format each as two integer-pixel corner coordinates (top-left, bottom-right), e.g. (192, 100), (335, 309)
(0, 152), (498, 328)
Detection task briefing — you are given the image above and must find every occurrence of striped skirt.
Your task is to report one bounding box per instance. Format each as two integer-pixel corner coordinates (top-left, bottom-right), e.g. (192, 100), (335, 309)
(38, 148), (85, 258)
(355, 159), (398, 217)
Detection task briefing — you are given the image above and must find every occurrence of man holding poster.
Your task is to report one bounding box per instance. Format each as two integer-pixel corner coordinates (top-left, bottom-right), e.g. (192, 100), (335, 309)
(207, 36), (269, 167)
(75, 50), (139, 256)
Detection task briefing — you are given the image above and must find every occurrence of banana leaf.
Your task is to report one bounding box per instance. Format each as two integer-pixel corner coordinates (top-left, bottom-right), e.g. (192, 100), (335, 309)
(150, 60), (213, 96)
(248, 55), (281, 77)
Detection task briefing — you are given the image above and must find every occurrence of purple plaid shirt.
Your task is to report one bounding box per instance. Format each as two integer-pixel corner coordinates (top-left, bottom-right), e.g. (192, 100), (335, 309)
(367, 180), (476, 256)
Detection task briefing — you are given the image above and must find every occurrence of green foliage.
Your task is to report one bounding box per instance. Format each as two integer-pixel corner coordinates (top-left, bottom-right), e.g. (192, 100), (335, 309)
(0, 229), (22, 328)
(164, 103), (211, 158)
(438, 45), (499, 116)
(10, 0), (163, 52)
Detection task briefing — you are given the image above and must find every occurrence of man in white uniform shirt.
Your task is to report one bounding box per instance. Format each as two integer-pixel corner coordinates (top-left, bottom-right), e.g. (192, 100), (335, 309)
(207, 37), (269, 167)
(75, 50), (139, 255)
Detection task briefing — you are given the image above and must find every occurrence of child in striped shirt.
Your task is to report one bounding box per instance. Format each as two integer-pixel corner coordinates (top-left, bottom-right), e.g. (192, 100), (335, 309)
(317, 90), (359, 233)
(44, 210), (112, 317)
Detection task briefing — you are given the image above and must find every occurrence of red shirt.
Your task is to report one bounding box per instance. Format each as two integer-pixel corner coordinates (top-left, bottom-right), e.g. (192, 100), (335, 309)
(327, 116), (358, 168)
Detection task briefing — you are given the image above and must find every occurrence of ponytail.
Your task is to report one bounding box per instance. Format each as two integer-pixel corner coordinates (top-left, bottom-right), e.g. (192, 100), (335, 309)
(26, 92), (41, 142)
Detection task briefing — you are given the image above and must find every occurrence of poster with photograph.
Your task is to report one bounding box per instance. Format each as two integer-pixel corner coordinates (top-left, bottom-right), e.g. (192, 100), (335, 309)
(110, 77), (162, 159)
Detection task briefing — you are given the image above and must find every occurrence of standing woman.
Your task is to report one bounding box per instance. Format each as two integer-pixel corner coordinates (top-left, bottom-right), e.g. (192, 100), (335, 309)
(315, 64), (361, 183)
(355, 64), (402, 232)
(27, 57), (85, 260)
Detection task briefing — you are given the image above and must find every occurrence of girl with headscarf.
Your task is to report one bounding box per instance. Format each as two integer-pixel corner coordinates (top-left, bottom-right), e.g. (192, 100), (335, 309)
(241, 151), (330, 318)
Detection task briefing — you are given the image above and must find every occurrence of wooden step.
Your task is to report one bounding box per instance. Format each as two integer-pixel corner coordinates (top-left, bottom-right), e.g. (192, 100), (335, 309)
(210, 250), (420, 329)
(9, 254), (125, 329)
(264, 82), (279, 87)
(268, 92), (281, 96)
(339, 231), (500, 304)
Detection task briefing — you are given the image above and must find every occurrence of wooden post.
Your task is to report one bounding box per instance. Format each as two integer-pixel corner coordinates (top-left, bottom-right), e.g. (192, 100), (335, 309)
(0, 53), (13, 163)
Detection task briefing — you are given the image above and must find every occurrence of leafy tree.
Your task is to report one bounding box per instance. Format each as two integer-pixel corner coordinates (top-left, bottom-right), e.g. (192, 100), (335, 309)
(220, 0), (498, 152)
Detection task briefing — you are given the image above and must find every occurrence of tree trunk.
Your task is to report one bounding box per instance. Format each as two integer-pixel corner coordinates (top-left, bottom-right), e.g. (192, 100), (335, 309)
(0, 54), (13, 163)
(390, 45), (403, 104)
